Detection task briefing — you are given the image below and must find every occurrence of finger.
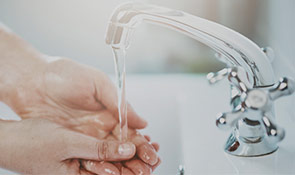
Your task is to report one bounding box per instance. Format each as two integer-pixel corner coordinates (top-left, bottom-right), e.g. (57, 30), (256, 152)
(75, 110), (117, 131)
(131, 135), (158, 166)
(137, 143), (158, 166)
(121, 167), (135, 175)
(144, 135), (151, 142)
(151, 158), (161, 172)
(93, 71), (147, 129)
(151, 142), (160, 152)
(72, 124), (109, 139)
(81, 160), (120, 175)
(113, 163), (134, 175)
(65, 131), (136, 161)
(80, 168), (95, 175)
(105, 134), (117, 140)
(112, 126), (158, 165)
(124, 159), (152, 175)
(113, 162), (123, 171)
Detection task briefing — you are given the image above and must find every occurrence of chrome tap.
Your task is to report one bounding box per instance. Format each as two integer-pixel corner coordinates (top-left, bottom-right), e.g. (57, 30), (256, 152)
(105, 2), (295, 156)
(209, 67), (294, 156)
(105, 2), (275, 87)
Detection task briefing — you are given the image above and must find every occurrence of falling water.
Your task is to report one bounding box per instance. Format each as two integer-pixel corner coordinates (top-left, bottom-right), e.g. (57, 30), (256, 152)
(112, 47), (128, 142)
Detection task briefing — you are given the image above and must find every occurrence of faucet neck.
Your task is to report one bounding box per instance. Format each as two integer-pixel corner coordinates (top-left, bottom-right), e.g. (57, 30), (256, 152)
(106, 3), (275, 87)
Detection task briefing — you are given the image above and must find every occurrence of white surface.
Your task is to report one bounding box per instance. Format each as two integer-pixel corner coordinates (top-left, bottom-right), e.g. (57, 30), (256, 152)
(0, 74), (295, 174)
(267, 0), (295, 118)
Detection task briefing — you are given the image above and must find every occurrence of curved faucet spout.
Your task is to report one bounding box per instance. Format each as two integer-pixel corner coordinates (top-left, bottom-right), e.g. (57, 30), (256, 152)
(105, 3), (275, 87)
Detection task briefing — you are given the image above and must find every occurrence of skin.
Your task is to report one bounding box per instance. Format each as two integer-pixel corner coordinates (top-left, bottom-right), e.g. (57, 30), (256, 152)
(0, 118), (136, 174)
(80, 125), (161, 175)
(0, 24), (160, 174)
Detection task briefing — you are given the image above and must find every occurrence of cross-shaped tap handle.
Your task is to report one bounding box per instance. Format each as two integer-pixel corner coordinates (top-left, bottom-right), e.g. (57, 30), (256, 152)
(216, 69), (295, 144)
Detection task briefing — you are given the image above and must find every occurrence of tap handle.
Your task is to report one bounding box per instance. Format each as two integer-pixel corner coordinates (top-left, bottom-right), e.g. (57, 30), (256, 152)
(207, 66), (254, 92)
(216, 109), (243, 130)
(207, 68), (231, 84)
(243, 77), (295, 111)
(269, 77), (295, 101)
(261, 114), (285, 143)
(261, 77), (294, 143)
(216, 77), (294, 144)
(228, 66), (253, 93)
(216, 108), (285, 144)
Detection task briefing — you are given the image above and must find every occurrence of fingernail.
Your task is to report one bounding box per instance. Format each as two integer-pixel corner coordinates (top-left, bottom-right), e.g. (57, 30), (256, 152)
(140, 143), (158, 165)
(118, 143), (135, 156)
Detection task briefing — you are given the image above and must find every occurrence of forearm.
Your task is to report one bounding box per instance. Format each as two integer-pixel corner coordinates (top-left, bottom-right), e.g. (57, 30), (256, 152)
(0, 119), (17, 171)
(0, 23), (46, 63)
(0, 24), (47, 102)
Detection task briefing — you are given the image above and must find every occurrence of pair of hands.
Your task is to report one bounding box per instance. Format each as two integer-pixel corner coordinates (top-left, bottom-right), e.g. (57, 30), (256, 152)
(0, 25), (160, 174)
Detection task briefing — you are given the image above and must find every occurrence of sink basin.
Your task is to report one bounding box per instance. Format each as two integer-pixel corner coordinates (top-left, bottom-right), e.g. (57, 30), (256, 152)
(0, 74), (294, 174)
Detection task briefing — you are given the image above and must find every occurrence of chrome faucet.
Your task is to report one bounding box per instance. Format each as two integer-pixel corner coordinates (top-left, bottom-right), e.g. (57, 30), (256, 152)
(105, 2), (295, 157)
(208, 67), (294, 156)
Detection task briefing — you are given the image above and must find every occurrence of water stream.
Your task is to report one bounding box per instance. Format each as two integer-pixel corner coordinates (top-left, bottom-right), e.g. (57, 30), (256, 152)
(112, 47), (128, 142)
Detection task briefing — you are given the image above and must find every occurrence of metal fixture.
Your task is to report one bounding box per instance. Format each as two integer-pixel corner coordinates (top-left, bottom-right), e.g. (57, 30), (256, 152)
(208, 66), (294, 156)
(105, 2), (295, 156)
(177, 165), (185, 175)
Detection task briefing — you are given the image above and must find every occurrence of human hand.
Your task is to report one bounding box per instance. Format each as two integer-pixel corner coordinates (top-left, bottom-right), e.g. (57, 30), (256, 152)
(0, 25), (146, 129)
(2, 57), (146, 130)
(10, 58), (160, 174)
(58, 106), (161, 174)
(75, 124), (161, 175)
(0, 24), (160, 174)
(0, 118), (136, 175)
(2, 56), (160, 174)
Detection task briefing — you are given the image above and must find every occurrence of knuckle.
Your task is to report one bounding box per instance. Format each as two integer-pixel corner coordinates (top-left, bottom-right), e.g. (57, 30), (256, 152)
(97, 141), (110, 160)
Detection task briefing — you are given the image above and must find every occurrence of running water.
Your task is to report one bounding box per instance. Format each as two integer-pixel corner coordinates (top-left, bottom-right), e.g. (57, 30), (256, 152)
(112, 47), (128, 142)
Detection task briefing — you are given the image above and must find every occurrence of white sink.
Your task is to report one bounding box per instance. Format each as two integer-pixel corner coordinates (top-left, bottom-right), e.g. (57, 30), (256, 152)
(1, 74), (295, 174)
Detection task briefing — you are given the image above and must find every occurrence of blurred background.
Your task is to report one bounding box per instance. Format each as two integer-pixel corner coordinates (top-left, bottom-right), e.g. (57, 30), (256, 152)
(0, 0), (294, 76)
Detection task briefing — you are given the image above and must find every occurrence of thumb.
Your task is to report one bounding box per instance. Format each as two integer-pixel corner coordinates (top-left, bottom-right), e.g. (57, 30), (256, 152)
(64, 131), (136, 161)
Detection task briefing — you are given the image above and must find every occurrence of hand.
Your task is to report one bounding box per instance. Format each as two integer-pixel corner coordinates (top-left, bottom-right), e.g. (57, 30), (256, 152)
(3, 57), (147, 130)
(0, 25), (161, 174)
(0, 25), (147, 129)
(9, 57), (160, 173)
(64, 108), (161, 174)
(0, 118), (136, 175)
(3, 56), (160, 174)
(77, 124), (161, 175)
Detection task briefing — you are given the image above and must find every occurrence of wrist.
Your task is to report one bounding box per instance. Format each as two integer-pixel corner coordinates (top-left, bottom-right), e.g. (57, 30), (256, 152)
(0, 24), (48, 103)
(0, 119), (15, 169)
(0, 119), (22, 171)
